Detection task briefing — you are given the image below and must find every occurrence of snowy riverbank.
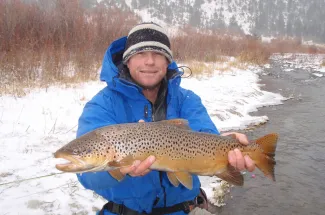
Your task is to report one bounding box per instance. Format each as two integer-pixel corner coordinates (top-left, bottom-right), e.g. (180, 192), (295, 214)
(0, 62), (288, 214)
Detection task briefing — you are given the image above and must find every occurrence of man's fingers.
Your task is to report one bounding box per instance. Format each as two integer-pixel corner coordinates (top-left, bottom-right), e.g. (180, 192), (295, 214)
(221, 132), (234, 137)
(221, 132), (249, 145)
(133, 155), (155, 175)
(236, 133), (249, 145)
(119, 156), (155, 177)
(140, 169), (151, 176)
(138, 119), (145, 123)
(244, 155), (255, 172)
(228, 149), (246, 171)
(234, 148), (245, 171)
(228, 150), (236, 169)
(119, 160), (140, 175)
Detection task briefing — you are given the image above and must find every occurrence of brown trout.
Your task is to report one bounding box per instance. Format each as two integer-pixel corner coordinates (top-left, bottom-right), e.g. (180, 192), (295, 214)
(54, 119), (278, 189)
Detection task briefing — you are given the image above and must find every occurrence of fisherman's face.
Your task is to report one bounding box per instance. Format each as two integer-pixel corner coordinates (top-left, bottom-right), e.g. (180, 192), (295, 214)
(127, 51), (169, 89)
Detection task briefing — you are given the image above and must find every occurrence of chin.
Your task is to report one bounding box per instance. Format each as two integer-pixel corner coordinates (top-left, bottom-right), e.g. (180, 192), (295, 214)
(140, 82), (160, 90)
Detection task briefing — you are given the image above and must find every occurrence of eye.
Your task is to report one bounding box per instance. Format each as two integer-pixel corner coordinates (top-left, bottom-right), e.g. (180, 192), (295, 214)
(72, 149), (79, 155)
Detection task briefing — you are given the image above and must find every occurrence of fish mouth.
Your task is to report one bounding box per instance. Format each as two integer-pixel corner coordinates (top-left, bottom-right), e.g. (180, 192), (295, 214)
(54, 152), (93, 173)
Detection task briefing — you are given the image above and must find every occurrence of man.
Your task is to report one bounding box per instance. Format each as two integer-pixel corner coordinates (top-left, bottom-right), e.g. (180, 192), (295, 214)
(76, 22), (255, 215)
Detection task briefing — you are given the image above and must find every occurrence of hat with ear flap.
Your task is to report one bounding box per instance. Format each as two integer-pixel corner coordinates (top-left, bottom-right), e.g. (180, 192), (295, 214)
(122, 22), (173, 64)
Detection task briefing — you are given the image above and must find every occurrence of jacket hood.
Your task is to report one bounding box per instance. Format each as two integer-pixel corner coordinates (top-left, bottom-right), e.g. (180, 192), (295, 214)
(99, 36), (183, 100)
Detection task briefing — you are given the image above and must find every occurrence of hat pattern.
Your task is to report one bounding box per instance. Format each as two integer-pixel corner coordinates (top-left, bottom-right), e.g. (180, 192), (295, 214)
(123, 23), (173, 64)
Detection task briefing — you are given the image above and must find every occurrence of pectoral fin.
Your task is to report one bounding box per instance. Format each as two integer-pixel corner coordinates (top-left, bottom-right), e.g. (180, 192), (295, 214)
(216, 164), (244, 186)
(109, 169), (125, 181)
(167, 172), (180, 187)
(108, 155), (134, 167)
(174, 172), (193, 190)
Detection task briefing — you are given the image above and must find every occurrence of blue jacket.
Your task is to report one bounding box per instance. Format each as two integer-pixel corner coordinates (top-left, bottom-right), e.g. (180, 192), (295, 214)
(76, 36), (220, 214)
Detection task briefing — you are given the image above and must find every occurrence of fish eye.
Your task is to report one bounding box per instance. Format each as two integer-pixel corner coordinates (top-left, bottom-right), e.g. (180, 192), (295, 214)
(72, 149), (79, 155)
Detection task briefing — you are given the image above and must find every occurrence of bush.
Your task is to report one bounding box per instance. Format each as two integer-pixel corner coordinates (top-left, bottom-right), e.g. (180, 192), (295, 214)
(171, 28), (271, 64)
(0, 0), (139, 95)
(1, 0), (325, 96)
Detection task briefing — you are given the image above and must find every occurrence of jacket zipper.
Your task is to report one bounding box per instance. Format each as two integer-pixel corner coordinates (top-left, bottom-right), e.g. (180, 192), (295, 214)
(146, 103), (166, 207)
(144, 104), (148, 120)
(160, 171), (167, 207)
(151, 103), (155, 122)
(152, 104), (166, 207)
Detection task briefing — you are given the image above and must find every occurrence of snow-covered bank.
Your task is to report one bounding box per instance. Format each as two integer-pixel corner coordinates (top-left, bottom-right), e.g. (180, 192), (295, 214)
(0, 64), (286, 214)
(181, 65), (285, 132)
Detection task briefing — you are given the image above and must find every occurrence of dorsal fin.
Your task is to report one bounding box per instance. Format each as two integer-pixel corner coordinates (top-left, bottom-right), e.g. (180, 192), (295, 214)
(161, 119), (191, 130)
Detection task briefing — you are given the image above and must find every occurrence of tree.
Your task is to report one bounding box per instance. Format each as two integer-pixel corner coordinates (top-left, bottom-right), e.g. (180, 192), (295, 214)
(211, 10), (225, 29)
(293, 18), (303, 38)
(277, 12), (285, 35)
(131, 0), (138, 8)
(138, 0), (149, 8)
(189, 6), (201, 27)
(228, 15), (241, 33)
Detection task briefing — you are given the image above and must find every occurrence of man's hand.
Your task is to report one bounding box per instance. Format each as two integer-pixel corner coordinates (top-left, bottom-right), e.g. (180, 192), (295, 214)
(119, 155), (156, 177)
(221, 132), (255, 172)
(120, 120), (154, 177)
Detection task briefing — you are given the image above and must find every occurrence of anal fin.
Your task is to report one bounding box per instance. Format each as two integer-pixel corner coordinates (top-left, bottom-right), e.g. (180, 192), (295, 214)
(174, 172), (193, 190)
(216, 164), (244, 186)
(167, 172), (180, 187)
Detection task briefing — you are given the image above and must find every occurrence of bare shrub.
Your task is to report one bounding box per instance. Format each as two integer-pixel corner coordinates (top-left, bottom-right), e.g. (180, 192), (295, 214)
(171, 28), (325, 66)
(171, 28), (271, 64)
(266, 37), (325, 54)
(2, 0), (325, 96)
(0, 0), (139, 96)
(183, 61), (216, 78)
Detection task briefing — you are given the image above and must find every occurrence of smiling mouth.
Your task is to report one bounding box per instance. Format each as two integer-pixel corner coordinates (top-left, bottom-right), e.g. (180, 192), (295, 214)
(140, 70), (157, 74)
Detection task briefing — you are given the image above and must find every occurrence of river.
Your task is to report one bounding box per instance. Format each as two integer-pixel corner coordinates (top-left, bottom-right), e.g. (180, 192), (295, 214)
(210, 54), (325, 215)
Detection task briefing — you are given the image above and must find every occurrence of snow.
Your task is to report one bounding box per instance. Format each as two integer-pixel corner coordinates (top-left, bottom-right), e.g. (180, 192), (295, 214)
(124, 0), (183, 37)
(0, 61), (287, 214)
(261, 36), (275, 43)
(181, 65), (285, 131)
(124, 0), (253, 36)
(312, 73), (324, 77)
(317, 67), (325, 73)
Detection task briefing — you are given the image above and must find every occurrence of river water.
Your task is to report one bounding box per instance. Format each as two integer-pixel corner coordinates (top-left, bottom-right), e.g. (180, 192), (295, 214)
(211, 54), (325, 215)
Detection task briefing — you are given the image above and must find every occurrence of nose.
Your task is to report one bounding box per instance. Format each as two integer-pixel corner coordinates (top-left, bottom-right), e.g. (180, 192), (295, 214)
(144, 52), (155, 65)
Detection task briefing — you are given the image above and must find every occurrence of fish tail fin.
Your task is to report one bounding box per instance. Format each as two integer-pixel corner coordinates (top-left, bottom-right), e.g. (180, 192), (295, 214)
(255, 133), (278, 181)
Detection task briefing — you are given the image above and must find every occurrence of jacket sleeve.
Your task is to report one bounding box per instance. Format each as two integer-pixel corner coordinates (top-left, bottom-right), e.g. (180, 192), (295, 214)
(180, 89), (220, 135)
(76, 89), (123, 190)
